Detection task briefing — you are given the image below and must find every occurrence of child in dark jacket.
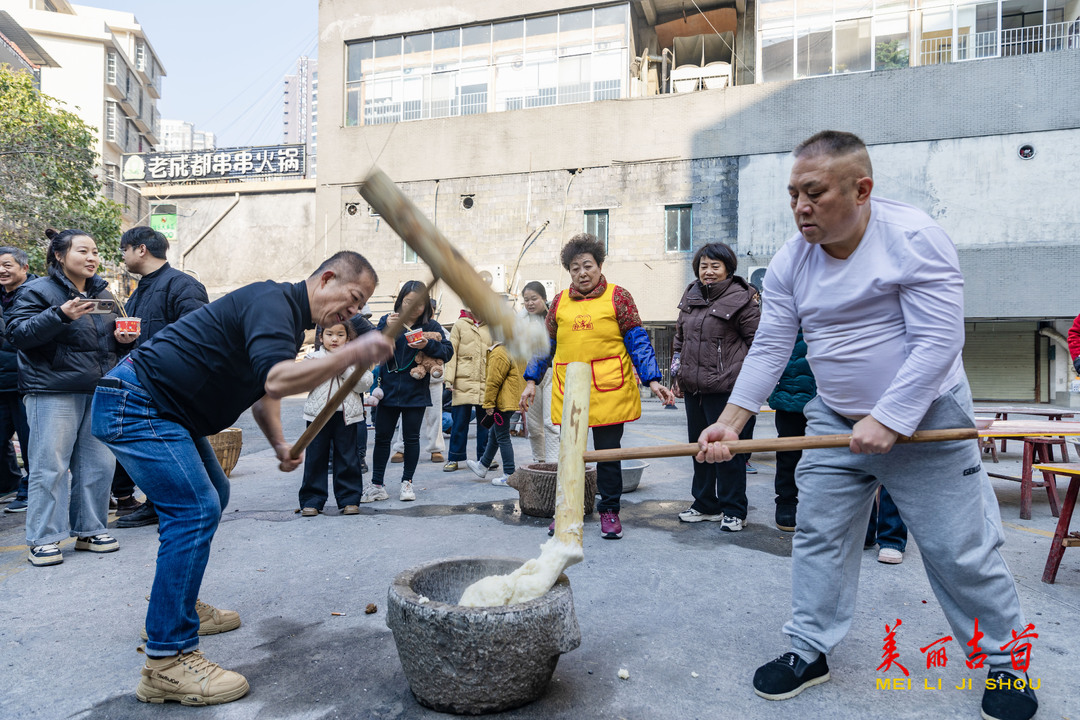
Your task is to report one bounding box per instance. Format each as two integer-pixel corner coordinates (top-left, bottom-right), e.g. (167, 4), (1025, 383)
(364, 281), (453, 503)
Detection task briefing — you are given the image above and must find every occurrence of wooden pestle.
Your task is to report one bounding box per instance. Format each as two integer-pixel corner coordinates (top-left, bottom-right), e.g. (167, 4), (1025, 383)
(457, 363), (589, 607)
(581, 427), (979, 463)
(553, 362), (590, 549)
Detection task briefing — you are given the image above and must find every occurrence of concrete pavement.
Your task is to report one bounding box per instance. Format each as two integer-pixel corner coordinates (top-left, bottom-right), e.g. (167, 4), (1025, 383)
(0, 399), (1076, 720)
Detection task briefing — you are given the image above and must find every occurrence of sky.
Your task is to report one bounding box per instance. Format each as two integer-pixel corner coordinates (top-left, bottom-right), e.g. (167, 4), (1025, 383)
(84, 0), (318, 149)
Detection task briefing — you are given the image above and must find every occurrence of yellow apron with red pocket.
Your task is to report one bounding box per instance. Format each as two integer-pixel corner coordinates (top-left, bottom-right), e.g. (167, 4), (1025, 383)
(550, 284), (640, 427)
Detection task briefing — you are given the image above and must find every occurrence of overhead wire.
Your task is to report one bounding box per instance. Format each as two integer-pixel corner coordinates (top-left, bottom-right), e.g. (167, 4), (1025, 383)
(205, 34), (318, 146)
(201, 29), (317, 129)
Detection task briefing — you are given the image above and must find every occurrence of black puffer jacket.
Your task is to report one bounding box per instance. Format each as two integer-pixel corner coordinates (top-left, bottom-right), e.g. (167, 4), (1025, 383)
(5, 267), (120, 394)
(124, 262), (208, 346)
(0, 273), (37, 391)
(673, 276), (760, 395)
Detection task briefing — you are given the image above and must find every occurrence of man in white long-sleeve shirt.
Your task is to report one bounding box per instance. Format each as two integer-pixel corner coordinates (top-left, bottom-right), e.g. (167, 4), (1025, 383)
(698, 131), (1037, 720)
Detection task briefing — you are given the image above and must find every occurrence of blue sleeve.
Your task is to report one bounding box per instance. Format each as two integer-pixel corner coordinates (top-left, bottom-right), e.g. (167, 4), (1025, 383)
(623, 326), (661, 384)
(524, 335), (557, 382)
(422, 321), (453, 361)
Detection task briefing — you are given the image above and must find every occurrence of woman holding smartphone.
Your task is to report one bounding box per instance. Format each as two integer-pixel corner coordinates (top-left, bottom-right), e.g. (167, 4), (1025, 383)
(6, 228), (131, 566)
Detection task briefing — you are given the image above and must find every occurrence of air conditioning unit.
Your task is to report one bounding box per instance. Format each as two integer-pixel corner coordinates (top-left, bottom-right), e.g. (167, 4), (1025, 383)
(745, 266), (769, 293)
(477, 265), (505, 293)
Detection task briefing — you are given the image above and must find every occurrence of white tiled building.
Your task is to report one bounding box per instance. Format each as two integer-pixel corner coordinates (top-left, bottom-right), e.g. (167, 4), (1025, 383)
(0, 0), (165, 227)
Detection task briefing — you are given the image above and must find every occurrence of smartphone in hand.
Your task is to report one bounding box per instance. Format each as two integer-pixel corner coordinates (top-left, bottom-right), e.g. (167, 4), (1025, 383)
(83, 299), (116, 314)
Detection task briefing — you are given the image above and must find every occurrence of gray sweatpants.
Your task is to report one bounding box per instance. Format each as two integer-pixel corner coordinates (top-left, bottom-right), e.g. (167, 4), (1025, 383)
(785, 379), (1026, 671)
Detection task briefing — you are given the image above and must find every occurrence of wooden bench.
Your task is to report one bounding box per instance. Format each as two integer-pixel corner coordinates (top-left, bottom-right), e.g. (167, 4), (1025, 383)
(1034, 462), (1080, 584)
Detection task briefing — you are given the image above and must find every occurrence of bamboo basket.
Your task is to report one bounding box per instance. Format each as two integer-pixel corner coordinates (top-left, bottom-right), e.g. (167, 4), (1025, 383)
(207, 427), (243, 477)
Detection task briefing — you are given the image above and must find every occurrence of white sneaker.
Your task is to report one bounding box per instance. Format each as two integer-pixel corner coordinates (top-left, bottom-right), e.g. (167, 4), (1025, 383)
(465, 459), (488, 479)
(878, 548), (904, 564)
(490, 475), (510, 486)
(720, 516), (744, 532)
(399, 481), (416, 501)
(678, 508), (723, 523)
(359, 484), (388, 503)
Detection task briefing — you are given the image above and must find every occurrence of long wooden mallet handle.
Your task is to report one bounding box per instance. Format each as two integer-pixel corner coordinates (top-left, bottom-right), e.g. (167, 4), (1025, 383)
(289, 282), (434, 459)
(581, 427), (979, 463)
(359, 168), (548, 365)
(555, 363), (590, 548)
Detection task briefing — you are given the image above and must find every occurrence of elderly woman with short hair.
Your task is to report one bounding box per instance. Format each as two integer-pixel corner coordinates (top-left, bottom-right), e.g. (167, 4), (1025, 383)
(521, 234), (674, 540)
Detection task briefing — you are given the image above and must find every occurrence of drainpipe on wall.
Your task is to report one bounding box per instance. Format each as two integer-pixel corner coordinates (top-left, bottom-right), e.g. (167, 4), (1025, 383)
(181, 192), (240, 272)
(1039, 326), (1070, 358)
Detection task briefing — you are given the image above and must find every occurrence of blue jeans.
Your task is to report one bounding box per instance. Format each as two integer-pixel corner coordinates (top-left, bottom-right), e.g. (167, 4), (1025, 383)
(25, 393), (115, 546)
(91, 360), (229, 657)
(865, 485), (908, 552)
(448, 404), (488, 463)
(479, 410), (515, 476)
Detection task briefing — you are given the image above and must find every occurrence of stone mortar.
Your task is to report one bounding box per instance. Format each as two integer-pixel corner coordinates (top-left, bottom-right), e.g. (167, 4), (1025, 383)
(386, 556), (581, 715)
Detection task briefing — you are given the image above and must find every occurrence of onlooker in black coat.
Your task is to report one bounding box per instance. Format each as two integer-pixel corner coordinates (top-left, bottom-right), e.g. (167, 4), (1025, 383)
(113, 227), (209, 528)
(0, 246), (35, 510)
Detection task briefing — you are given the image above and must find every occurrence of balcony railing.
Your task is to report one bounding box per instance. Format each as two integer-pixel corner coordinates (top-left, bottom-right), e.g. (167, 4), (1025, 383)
(920, 20), (1080, 65)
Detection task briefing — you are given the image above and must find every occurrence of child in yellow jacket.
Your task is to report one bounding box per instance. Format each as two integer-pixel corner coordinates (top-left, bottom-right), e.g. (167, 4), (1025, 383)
(466, 341), (526, 486)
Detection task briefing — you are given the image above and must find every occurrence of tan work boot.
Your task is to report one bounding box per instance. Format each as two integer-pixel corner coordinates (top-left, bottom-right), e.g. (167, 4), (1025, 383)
(141, 599), (241, 640)
(137, 650), (249, 705)
(195, 599), (241, 635)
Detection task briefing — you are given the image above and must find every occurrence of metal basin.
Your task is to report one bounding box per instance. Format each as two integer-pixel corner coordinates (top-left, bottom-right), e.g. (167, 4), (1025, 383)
(620, 460), (649, 492)
(386, 556), (581, 715)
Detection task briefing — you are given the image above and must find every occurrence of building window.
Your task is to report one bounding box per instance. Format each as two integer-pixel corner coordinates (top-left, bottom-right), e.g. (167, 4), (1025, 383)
(106, 50), (117, 85)
(404, 243), (418, 263)
(104, 102), (118, 143)
(345, 3), (629, 126)
(665, 205), (692, 252)
(584, 209), (609, 251)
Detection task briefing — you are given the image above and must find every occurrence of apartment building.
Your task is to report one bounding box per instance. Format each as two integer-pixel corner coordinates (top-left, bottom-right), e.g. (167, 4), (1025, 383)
(160, 118), (216, 152)
(0, 0), (165, 227)
(284, 56), (318, 174)
(312, 0), (1078, 402)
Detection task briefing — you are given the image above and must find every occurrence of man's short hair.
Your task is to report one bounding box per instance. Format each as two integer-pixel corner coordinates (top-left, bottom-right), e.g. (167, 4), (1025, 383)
(120, 226), (170, 259)
(310, 251), (379, 286)
(793, 130), (873, 179)
(0, 246), (29, 268)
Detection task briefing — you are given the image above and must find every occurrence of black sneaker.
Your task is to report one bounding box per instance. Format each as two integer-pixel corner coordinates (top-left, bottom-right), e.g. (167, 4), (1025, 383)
(114, 495), (142, 517)
(5, 497), (28, 513)
(753, 652), (830, 700)
(775, 505), (797, 532)
(116, 503), (159, 528)
(981, 670), (1038, 720)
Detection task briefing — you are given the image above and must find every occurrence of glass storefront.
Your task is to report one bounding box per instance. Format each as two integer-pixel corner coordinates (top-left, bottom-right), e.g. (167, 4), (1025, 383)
(346, 4), (630, 126)
(758, 0), (1077, 81)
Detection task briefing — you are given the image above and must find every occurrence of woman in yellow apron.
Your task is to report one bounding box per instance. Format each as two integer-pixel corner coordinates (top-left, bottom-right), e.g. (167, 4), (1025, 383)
(520, 234), (675, 539)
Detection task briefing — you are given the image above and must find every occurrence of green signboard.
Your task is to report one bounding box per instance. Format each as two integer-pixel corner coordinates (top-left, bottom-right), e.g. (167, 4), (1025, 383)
(150, 213), (177, 242)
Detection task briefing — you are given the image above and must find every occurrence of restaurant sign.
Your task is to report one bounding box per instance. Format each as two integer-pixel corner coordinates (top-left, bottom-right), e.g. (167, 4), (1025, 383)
(121, 143), (305, 184)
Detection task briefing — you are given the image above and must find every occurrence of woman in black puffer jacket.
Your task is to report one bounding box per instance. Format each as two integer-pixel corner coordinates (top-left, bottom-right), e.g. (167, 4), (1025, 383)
(671, 242), (760, 531)
(6, 229), (128, 566)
